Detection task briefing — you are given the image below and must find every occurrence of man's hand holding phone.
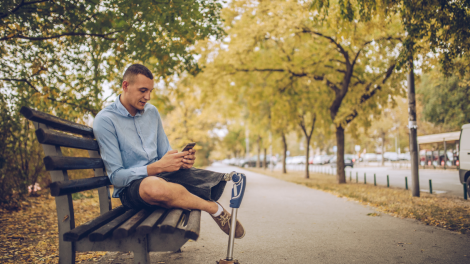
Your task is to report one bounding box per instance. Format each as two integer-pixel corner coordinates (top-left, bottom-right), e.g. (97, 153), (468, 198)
(146, 143), (197, 175)
(181, 148), (196, 169)
(181, 143), (196, 169)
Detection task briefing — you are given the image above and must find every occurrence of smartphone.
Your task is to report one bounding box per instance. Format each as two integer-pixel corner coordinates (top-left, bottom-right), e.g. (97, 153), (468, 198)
(181, 142), (196, 152)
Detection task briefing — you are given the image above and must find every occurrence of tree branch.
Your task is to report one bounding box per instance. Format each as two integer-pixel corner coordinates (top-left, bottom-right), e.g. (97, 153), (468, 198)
(351, 36), (401, 67)
(1, 78), (99, 115)
(274, 40), (292, 62)
(0, 0), (51, 19)
(235, 68), (308, 77)
(301, 28), (350, 66)
(325, 78), (340, 94)
(1, 31), (120, 41)
(278, 76), (296, 93)
(1, 78), (39, 92)
(344, 63), (396, 124)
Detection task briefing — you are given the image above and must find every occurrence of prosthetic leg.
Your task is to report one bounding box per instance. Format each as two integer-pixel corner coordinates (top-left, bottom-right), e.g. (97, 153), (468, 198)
(217, 172), (247, 264)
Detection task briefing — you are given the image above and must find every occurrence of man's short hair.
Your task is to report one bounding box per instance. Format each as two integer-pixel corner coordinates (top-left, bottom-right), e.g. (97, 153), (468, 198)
(123, 64), (154, 84)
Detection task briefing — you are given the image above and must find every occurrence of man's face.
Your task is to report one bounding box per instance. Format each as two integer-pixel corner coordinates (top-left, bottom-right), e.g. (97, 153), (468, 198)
(122, 74), (154, 115)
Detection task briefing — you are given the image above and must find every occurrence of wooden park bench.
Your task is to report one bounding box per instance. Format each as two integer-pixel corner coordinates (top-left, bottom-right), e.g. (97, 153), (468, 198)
(21, 106), (201, 264)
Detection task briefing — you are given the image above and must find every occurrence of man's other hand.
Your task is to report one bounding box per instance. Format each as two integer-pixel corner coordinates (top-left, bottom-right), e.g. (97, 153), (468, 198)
(181, 149), (196, 169)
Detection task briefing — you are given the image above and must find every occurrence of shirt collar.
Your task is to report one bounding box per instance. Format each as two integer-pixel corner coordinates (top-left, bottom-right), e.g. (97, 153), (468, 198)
(114, 95), (144, 117)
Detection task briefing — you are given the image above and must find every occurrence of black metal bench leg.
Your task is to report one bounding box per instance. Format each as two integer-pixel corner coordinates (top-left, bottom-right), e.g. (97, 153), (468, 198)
(132, 235), (150, 264)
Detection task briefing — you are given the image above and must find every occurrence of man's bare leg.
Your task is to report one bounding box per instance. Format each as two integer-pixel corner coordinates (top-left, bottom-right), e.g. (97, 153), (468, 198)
(139, 176), (218, 214)
(139, 175), (245, 238)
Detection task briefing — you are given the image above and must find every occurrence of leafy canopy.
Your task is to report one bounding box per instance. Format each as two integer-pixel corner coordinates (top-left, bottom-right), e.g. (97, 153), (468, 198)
(313, 0), (470, 74)
(1, 0), (225, 117)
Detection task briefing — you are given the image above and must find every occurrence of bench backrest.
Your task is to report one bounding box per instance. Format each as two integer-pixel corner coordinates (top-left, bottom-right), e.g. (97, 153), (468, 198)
(20, 106), (112, 239)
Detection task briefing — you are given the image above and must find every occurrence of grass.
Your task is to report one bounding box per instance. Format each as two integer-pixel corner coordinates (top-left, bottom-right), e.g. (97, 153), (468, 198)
(246, 168), (470, 234)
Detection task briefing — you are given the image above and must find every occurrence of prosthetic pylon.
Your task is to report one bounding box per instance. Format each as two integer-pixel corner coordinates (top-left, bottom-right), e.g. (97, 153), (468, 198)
(217, 172), (247, 264)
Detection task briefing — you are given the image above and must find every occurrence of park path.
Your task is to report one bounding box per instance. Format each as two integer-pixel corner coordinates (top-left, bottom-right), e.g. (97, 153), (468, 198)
(96, 163), (470, 264)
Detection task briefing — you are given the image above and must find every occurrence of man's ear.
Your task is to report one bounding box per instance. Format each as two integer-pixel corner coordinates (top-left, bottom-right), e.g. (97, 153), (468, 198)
(122, 80), (129, 92)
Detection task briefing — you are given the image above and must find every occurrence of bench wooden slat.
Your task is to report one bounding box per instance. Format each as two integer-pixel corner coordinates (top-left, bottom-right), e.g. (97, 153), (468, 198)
(36, 128), (99, 151)
(49, 176), (111, 196)
(20, 106), (94, 136)
(113, 209), (153, 239)
(63, 206), (126, 242)
(44, 156), (104, 170)
(184, 210), (201, 241)
(89, 209), (137, 242)
(136, 208), (166, 235)
(159, 209), (183, 234)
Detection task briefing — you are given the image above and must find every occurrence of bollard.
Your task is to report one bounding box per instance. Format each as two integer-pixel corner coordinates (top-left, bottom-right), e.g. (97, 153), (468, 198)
(356, 173), (358, 183)
(374, 174), (376, 186)
(405, 177), (408, 190)
(350, 171), (352, 182)
(429, 179), (433, 194)
(387, 175), (389, 187)
(364, 173), (366, 184)
(464, 183), (468, 200)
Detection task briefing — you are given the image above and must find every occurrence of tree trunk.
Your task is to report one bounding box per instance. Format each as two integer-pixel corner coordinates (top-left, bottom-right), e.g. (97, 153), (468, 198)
(305, 136), (311, 179)
(381, 132), (385, 166)
(282, 132), (287, 174)
(336, 126), (346, 183)
(256, 136), (261, 168)
(263, 148), (267, 169)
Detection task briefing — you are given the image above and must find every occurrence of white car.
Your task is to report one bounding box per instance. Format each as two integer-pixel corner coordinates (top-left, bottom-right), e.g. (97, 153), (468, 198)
(362, 153), (378, 162)
(459, 124), (470, 193)
(383, 152), (398, 161)
(287, 156), (307, 164)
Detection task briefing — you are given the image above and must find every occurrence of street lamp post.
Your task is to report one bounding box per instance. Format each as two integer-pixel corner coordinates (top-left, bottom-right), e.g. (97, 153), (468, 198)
(408, 58), (420, 197)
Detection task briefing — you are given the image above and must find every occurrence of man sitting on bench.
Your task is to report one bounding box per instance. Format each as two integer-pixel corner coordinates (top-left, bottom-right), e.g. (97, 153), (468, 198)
(93, 64), (245, 239)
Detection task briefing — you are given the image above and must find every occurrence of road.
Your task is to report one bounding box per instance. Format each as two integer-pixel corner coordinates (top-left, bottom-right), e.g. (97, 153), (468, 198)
(92, 163), (470, 264)
(279, 163), (464, 197)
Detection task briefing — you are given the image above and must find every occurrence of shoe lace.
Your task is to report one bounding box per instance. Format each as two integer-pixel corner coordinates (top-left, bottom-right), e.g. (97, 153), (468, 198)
(218, 212), (231, 227)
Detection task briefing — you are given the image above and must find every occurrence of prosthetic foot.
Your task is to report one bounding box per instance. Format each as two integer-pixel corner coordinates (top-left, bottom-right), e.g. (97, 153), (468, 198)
(217, 172), (247, 264)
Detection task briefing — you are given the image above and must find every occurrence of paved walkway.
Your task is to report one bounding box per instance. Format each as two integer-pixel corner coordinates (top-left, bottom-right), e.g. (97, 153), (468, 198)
(93, 164), (470, 263)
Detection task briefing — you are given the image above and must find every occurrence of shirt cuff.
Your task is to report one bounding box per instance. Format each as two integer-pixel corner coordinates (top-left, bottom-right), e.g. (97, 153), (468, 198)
(131, 166), (148, 177)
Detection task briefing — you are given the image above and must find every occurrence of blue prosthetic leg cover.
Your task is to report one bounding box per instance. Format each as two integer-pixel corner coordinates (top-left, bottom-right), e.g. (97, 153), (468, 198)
(229, 173), (246, 209)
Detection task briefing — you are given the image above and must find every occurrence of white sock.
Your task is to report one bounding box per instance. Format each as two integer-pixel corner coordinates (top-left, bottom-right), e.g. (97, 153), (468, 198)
(211, 202), (224, 217)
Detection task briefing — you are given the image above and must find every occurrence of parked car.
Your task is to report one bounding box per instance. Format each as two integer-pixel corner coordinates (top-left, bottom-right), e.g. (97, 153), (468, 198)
(362, 153), (378, 162)
(459, 123), (470, 194)
(383, 152), (398, 161)
(345, 154), (358, 163)
(240, 155), (276, 168)
(308, 156), (315, 164)
(312, 155), (334, 165)
(330, 155), (354, 168)
(287, 156), (307, 164)
(311, 156), (322, 164)
(398, 152), (411, 161)
(285, 157), (294, 165)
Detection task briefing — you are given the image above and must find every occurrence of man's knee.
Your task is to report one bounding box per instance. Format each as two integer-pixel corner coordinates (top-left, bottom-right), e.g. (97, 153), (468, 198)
(139, 177), (174, 206)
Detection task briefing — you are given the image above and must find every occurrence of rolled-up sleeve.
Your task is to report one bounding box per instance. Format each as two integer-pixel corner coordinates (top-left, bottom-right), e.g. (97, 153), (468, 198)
(156, 109), (171, 158)
(93, 115), (148, 189)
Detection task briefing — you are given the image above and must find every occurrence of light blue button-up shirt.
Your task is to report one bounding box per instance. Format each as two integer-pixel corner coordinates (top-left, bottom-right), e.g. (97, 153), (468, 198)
(93, 95), (171, 198)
